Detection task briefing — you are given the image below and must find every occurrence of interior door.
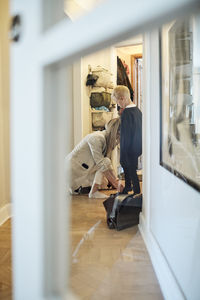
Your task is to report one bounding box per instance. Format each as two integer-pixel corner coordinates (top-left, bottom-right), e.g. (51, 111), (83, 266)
(10, 1), (72, 299)
(10, 0), (199, 299)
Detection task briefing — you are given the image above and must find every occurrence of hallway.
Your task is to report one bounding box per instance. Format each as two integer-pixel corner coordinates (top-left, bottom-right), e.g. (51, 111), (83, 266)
(0, 195), (163, 300)
(69, 192), (163, 300)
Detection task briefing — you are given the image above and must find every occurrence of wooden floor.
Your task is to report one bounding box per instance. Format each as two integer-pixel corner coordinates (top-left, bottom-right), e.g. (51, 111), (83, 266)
(69, 191), (164, 300)
(0, 219), (12, 300)
(0, 189), (163, 300)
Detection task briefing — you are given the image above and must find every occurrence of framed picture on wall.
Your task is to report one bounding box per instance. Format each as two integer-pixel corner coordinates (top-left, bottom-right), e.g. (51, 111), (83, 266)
(160, 15), (200, 192)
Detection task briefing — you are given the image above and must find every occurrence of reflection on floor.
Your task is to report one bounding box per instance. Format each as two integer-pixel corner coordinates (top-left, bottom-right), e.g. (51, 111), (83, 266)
(69, 191), (163, 300)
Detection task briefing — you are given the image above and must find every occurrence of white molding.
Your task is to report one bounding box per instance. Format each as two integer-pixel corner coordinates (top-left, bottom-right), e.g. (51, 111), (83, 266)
(38, 0), (199, 66)
(0, 203), (12, 226)
(73, 60), (83, 146)
(114, 35), (143, 47)
(142, 31), (152, 231)
(139, 213), (185, 300)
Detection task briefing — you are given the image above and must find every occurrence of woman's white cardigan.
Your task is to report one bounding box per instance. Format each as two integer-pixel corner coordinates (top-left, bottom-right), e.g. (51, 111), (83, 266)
(65, 130), (112, 191)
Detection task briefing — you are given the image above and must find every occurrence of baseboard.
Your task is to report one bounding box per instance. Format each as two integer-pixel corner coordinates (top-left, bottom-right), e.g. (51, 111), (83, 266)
(0, 203), (12, 226)
(139, 213), (185, 300)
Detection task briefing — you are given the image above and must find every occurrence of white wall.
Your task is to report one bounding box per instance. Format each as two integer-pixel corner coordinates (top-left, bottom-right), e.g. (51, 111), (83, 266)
(115, 35), (143, 47)
(81, 48), (116, 137)
(72, 61), (83, 147)
(140, 30), (200, 300)
(80, 40), (144, 139)
(72, 47), (118, 145)
(77, 37), (144, 140)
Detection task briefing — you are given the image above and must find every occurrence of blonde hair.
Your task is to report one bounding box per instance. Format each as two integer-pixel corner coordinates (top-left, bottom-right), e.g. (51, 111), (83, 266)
(105, 117), (120, 157)
(112, 85), (130, 101)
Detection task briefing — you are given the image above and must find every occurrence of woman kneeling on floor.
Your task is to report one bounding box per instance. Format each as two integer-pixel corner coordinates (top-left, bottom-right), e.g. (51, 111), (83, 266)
(65, 118), (124, 198)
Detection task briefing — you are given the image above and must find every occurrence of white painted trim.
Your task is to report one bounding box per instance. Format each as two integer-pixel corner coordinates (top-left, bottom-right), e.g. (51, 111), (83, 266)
(142, 31), (151, 230)
(43, 64), (70, 296)
(0, 203), (12, 226)
(139, 29), (185, 300)
(11, 0), (200, 299)
(139, 214), (185, 300)
(38, 0), (199, 66)
(73, 60), (83, 145)
(114, 35), (143, 48)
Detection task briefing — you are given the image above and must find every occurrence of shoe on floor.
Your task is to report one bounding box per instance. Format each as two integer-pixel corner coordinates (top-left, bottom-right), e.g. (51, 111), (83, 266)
(89, 191), (108, 198)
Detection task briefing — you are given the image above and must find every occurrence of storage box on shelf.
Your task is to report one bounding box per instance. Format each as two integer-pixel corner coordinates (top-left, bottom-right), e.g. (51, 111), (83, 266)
(91, 109), (113, 131)
(87, 65), (115, 132)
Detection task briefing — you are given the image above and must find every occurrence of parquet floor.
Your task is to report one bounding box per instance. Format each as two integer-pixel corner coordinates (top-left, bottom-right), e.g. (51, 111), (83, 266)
(69, 190), (164, 300)
(0, 188), (163, 300)
(0, 219), (12, 300)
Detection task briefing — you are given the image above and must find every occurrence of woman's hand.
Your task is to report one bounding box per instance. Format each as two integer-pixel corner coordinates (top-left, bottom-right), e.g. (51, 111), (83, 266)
(117, 182), (124, 193)
(103, 170), (124, 192)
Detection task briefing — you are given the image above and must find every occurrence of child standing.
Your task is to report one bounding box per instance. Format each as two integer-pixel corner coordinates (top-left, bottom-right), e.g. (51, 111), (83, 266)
(112, 85), (142, 195)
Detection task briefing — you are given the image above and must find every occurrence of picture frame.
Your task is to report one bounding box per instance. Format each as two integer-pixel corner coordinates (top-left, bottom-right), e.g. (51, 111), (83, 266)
(160, 16), (200, 192)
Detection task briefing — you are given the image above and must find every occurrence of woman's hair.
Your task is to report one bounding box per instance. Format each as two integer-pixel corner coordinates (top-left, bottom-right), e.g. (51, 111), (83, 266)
(112, 85), (130, 101)
(105, 117), (120, 157)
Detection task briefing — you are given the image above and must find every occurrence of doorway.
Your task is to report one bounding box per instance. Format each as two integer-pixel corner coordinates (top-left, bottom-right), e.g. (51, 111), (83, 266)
(116, 41), (143, 180)
(116, 42), (143, 110)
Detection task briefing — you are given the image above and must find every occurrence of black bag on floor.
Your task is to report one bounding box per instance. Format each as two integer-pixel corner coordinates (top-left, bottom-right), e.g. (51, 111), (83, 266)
(103, 193), (142, 231)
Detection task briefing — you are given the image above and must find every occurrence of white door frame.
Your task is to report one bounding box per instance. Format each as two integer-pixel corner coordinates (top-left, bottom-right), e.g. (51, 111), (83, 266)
(10, 0), (199, 299)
